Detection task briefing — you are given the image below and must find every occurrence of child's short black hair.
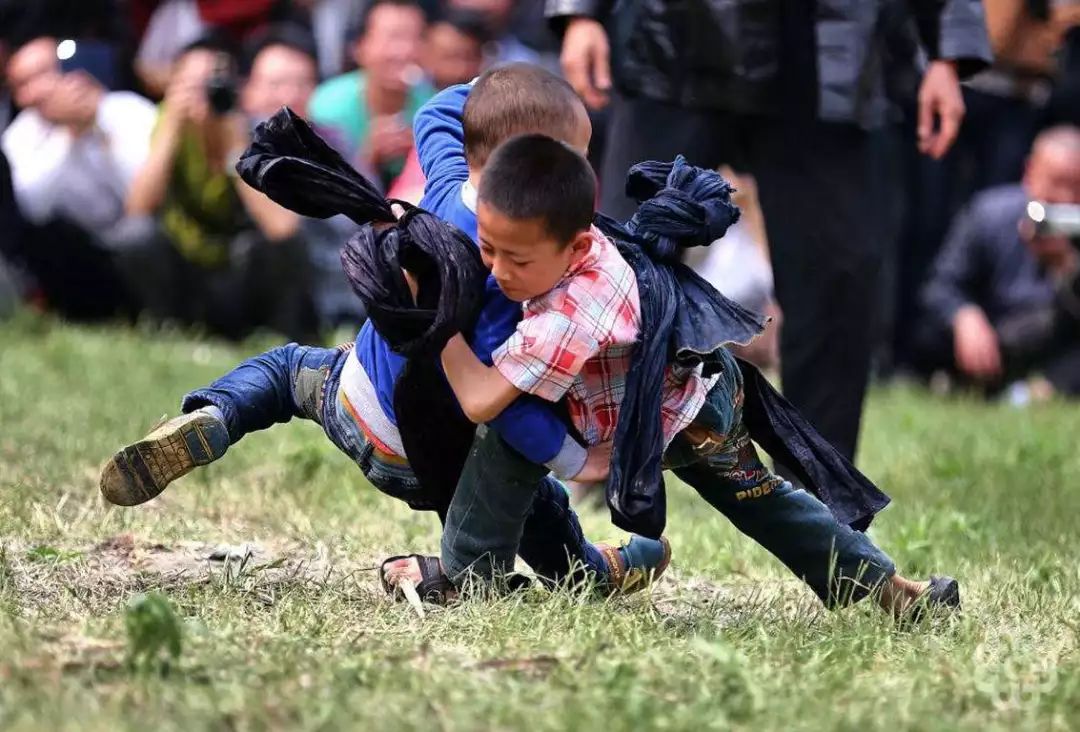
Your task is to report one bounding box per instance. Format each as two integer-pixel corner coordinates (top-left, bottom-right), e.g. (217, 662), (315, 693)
(463, 63), (585, 168)
(479, 133), (596, 245)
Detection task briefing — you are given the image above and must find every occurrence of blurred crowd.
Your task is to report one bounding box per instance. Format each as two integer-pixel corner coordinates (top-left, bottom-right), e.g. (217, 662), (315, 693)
(0, 0), (559, 340)
(0, 0), (1078, 407)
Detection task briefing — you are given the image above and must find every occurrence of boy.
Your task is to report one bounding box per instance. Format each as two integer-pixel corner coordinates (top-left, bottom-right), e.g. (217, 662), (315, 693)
(99, 65), (668, 592)
(392, 134), (960, 617)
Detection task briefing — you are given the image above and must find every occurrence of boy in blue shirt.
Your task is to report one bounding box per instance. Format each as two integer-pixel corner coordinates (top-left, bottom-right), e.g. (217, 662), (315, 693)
(99, 64), (669, 593)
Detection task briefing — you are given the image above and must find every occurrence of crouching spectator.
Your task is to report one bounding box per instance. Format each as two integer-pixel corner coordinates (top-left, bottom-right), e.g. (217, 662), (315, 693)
(120, 33), (318, 342)
(915, 125), (1080, 398)
(1, 36), (155, 320)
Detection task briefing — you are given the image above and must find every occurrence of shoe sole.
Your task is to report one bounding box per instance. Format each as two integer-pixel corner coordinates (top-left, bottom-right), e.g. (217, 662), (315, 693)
(100, 413), (228, 506)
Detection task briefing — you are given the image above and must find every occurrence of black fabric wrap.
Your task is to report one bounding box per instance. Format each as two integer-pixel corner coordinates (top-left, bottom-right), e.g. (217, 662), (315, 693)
(596, 156), (889, 537)
(238, 108), (486, 512)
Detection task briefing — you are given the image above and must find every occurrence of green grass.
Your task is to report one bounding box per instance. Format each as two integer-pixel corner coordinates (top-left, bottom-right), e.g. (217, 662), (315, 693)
(1, 312), (1078, 731)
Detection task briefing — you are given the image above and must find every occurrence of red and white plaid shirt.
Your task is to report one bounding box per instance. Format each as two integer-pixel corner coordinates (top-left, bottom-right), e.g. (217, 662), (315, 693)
(493, 227), (713, 447)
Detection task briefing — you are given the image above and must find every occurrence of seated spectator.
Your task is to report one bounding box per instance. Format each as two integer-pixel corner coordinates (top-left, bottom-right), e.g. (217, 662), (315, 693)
(1, 36), (155, 319)
(916, 125), (1080, 397)
(307, 0), (432, 190)
(240, 23), (365, 330)
(423, 9), (486, 90)
(120, 32), (317, 341)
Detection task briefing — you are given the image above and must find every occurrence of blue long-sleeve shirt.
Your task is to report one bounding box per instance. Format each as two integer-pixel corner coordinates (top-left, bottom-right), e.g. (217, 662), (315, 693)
(352, 83), (571, 466)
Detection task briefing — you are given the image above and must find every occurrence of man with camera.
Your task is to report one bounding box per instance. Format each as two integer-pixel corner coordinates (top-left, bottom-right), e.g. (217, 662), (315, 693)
(1, 36), (156, 320)
(122, 32), (317, 342)
(917, 125), (1080, 398)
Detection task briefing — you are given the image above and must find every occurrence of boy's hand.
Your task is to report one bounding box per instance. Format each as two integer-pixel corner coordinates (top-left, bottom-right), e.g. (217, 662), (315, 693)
(573, 440), (613, 483)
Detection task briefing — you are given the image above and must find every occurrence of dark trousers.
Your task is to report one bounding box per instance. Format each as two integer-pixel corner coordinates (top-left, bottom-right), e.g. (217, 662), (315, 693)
(443, 350), (896, 607)
(601, 94), (884, 459)
(111, 219), (319, 343)
(8, 218), (138, 321)
(892, 89), (1042, 368)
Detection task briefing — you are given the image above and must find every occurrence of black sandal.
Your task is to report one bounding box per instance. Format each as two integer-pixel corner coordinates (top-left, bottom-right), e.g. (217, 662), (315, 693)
(379, 554), (456, 605)
(905, 575), (961, 623)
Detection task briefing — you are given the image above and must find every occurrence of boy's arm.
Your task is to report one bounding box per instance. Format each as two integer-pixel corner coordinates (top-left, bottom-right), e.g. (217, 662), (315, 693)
(442, 334), (521, 424)
(413, 83), (471, 192)
(442, 334), (593, 478)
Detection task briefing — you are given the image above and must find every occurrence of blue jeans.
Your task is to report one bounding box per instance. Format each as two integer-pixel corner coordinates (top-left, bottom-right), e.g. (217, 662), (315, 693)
(444, 350), (896, 607)
(663, 350), (896, 606)
(182, 343), (604, 582)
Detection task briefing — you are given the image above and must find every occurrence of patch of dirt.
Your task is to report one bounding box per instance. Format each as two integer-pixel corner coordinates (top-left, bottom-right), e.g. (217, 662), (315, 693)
(1, 534), (380, 615)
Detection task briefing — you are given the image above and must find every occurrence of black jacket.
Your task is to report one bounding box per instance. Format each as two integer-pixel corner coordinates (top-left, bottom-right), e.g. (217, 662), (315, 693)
(546, 0), (992, 128)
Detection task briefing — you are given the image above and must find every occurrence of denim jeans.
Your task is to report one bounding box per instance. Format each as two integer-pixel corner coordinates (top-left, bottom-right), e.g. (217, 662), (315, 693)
(444, 349), (896, 607)
(440, 424), (607, 584)
(182, 343), (604, 581)
(662, 350), (896, 606)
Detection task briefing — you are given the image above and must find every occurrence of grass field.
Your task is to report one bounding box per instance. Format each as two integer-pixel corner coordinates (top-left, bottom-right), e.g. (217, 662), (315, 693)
(1, 313), (1078, 731)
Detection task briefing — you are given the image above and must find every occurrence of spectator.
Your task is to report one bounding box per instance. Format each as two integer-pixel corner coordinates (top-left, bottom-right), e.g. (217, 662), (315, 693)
(892, 0), (1080, 371)
(240, 23), (366, 330)
(120, 33), (317, 341)
(423, 10), (486, 90)
(2, 36), (155, 319)
(916, 125), (1080, 397)
(307, 0), (431, 190)
(550, 1), (991, 461)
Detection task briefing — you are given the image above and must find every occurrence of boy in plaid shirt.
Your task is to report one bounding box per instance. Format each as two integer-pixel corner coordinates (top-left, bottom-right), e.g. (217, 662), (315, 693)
(406, 133), (961, 617)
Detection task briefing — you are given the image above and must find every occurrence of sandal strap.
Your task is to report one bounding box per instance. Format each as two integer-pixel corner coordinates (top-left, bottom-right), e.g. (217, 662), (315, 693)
(379, 554), (456, 604)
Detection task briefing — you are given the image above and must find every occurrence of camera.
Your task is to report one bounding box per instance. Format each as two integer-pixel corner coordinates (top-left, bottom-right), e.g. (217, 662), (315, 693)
(204, 54), (237, 116)
(1026, 201), (1080, 249)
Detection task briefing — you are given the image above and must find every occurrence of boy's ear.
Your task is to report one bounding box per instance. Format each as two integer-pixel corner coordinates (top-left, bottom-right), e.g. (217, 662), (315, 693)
(568, 229), (592, 260)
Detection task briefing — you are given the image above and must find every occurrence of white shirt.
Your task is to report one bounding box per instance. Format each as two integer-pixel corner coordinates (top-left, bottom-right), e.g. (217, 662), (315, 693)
(1, 91), (157, 234)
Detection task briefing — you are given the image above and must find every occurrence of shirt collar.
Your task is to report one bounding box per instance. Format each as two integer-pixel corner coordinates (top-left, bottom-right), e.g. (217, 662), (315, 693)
(461, 180), (478, 213)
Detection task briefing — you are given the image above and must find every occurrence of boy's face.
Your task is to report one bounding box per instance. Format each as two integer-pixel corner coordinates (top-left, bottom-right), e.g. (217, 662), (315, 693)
(477, 201), (591, 302)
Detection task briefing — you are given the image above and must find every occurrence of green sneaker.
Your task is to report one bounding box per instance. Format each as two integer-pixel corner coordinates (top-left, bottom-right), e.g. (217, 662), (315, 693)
(100, 410), (230, 506)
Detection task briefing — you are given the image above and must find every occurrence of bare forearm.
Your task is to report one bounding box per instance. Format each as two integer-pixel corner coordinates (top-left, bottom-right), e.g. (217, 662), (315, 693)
(234, 178), (301, 241)
(441, 334), (518, 423)
(126, 122), (182, 216)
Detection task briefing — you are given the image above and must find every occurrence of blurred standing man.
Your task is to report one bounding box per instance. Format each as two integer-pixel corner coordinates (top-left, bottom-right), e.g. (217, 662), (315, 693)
(549, 0), (992, 461)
